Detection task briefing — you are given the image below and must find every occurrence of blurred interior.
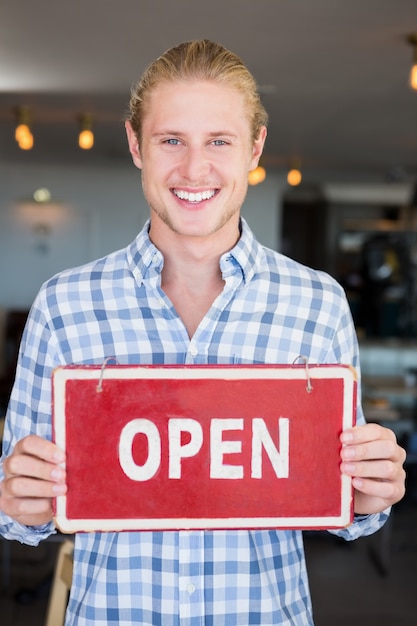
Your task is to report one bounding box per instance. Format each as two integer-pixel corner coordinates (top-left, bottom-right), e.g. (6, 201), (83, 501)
(1, 2), (417, 624)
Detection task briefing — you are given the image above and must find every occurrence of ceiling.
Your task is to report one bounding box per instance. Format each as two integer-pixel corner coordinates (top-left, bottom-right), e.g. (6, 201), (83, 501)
(1, 0), (417, 184)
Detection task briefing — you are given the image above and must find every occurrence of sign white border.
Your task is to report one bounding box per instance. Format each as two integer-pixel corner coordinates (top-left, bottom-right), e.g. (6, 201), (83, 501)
(53, 364), (356, 533)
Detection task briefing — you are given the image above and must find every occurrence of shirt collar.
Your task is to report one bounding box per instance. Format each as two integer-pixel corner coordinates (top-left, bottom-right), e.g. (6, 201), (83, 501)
(221, 217), (263, 283)
(127, 217), (263, 286)
(126, 220), (163, 285)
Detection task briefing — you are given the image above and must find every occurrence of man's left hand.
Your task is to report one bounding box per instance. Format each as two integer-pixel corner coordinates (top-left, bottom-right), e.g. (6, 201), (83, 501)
(340, 423), (406, 515)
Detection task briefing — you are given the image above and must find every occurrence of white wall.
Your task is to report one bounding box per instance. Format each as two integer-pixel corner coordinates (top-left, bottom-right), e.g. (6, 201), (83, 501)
(0, 161), (283, 309)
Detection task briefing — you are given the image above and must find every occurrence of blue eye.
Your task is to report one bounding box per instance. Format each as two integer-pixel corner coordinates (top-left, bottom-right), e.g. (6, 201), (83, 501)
(212, 140), (227, 146)
(165, 138), (181, 145)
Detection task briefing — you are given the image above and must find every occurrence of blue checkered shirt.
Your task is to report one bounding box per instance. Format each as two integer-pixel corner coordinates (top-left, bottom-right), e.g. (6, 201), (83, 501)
(0, 219), (388, 625)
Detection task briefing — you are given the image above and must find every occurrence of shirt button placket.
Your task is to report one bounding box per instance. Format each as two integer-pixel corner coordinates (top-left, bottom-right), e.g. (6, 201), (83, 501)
(185, 341), (199, 363)
(186, 582), (196, 595)
(178, 530), (205, 624)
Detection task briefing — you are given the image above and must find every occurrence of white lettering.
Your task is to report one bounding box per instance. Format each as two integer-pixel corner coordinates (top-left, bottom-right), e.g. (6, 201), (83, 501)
(118, 416), (290, 481)
(168, 418), (203, 478)
(119, 418), (161, 481)
(251, 417), (289, 479)
(210, 418), (244, 479)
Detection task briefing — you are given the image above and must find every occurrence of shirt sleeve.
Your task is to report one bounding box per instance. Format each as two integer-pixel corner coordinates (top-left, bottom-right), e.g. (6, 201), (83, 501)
(329, 509), (391, 541)
(324, 285), (390, 538)
(0, 290), (59, 544)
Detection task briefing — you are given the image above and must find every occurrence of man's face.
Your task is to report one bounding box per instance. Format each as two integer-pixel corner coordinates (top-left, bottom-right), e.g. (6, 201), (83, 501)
(126, 79), (266, 244)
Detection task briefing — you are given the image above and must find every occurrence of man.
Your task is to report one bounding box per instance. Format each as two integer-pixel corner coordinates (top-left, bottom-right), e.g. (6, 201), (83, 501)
(0, 40), (406, 625)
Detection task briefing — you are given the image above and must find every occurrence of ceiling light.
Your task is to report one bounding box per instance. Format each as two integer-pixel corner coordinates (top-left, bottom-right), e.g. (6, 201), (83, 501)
(18, 131), (34, 151)
(33, 188), (51, 203)
(78, 113), (94, 150)
(407, 33), (417, 90)
(14, 105), (34, 150)
(248, 165), (266, 186)
(287, 167), (302, 187)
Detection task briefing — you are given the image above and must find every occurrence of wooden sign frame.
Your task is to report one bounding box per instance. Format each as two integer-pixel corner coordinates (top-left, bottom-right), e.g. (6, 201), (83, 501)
(52, 363), (356, 533)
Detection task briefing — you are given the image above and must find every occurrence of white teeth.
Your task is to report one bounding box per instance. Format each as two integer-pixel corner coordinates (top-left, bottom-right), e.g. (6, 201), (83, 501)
(174, 189), (216, 202)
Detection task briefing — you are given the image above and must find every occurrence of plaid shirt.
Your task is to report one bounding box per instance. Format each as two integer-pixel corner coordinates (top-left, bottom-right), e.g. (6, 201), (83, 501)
(0, 218), (388, 625)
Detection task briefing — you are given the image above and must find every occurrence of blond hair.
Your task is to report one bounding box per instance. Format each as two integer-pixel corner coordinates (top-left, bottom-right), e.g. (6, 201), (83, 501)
(127, 39), (268, 145)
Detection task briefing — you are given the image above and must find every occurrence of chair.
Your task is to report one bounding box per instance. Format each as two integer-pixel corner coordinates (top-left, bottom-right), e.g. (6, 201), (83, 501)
(45, 539), (74, 626)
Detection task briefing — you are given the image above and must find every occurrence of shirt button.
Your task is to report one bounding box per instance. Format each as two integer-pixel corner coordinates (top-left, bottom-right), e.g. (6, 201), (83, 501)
(186, 583), (196, 595)
(189, 344), (198, 357)
(152, 253), (159, 263)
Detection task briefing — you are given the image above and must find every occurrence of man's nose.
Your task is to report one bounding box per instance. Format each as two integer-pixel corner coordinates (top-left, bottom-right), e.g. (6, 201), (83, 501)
(180, 146), (211, 181)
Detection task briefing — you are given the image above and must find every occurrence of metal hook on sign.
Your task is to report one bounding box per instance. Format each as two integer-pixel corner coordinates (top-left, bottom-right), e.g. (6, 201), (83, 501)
(96, 356), (119, 393)
(293, 355), (313, 393)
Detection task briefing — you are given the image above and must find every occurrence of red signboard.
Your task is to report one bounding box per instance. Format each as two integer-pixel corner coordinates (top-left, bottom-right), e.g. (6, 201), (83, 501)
(52, 364), (356, 532)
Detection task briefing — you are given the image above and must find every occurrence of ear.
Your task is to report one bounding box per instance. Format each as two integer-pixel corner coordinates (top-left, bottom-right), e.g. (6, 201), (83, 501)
(125, 121), (143, 169)
(249, 126), (267, 171)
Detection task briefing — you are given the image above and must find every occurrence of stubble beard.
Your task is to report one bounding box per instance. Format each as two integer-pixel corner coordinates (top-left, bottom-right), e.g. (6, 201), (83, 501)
(148, 197), (243, 240)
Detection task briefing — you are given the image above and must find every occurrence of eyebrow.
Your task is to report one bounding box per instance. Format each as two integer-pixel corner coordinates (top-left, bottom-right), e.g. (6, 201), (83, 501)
(151, 130), (238, 139)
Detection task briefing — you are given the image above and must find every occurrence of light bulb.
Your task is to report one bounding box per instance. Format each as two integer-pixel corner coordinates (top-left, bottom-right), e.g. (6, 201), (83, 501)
(15, 123), (31, 143)
(33, 188), (51, 203)
(410, 63), (417, 90)
(287, 168), (302, 186)
(79, 129), (94, 150)
(18, 131), (34, 150)
(78, 113), (94, 150)
(14, 106), (32, 147)
(248, 165), (266, 185)
(407, 34), (417, 90)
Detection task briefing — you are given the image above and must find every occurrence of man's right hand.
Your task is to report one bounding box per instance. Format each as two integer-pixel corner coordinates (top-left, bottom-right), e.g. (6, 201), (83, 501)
(0, 435), (66, 527)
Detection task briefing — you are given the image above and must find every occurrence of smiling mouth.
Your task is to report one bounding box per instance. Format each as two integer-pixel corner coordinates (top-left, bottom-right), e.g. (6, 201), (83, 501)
(172, 189), (217, 203)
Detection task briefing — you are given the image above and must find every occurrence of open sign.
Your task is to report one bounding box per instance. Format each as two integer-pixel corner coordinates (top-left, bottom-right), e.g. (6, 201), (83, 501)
(118, 415), (290, 481)
(52, 364), (356, 533)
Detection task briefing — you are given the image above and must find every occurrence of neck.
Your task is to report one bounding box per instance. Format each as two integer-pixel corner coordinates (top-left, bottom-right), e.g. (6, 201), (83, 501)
(148, 218), (241, 338)
(149, 217), (241, 286)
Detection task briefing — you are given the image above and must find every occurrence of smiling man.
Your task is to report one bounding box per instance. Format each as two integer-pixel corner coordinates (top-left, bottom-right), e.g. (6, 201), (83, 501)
(125, 76), (266, 338)
(128, 80), (262, 240)
(0, 40), (406, 625)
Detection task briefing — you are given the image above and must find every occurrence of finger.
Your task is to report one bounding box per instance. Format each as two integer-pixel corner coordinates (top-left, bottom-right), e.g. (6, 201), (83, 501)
(13, 435), (65, 464)
(4, 452), (66, 484)
(341, 423), (396, 446)
(351, 475), (405, 503)
(2, 475), (67, 500)
(0, 488), (55, 527)
(341, 459), (405, 482)
(340, 438), (402, 463)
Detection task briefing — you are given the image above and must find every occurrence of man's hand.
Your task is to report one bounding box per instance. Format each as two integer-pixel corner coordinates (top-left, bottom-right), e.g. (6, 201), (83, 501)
(340, 423), (406, 515)
(0, 435), (67, 527)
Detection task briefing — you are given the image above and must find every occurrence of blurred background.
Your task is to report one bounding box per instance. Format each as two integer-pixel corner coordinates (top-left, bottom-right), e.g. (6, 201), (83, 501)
(0, 1), (417, 624)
